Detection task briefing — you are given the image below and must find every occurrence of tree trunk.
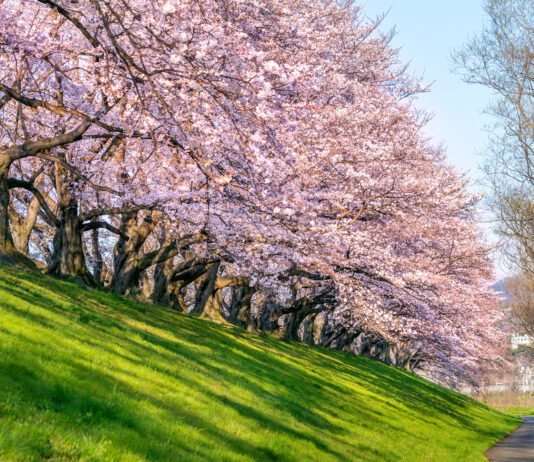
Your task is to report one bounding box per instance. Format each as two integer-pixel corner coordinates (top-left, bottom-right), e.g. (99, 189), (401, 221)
(152, 256), (212, 312)
(0, 158), (14, 252)
(48, 203), (95, 284)
(140, 270), (152, 300)
(10, 196), (40, 255)
(0, 156), (36, 268)
(110, 255), (142, 295)
(48, 164), (95, 285)
(201, 288), (226, 322)
(9, 172), (45, 256)
(90, 228), (110, 285)
(190, 262), (220, 316)
(152, 257), (180, 307)
(227, 285), (256, 328)
(111, 212), (186, 296)
(152, 261), (168, 305)
(109, 211), (156, 295)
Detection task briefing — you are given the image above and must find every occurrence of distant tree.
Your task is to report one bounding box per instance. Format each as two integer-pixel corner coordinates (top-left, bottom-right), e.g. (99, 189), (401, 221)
(455, 0), (534, 274)
(505, 274), (534, 338)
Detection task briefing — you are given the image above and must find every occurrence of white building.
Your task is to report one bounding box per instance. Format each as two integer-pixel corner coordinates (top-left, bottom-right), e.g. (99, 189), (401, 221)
(511, 333), (532, 349)
(518, 365), (534, 392)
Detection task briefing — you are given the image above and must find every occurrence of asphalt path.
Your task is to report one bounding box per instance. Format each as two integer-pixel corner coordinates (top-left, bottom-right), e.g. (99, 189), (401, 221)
(486, 416), (534, 461)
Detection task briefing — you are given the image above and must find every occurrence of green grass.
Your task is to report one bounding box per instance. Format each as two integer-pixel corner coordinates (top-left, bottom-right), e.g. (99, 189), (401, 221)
(502, 406), (534, 416)
(0, 264), (520, 461)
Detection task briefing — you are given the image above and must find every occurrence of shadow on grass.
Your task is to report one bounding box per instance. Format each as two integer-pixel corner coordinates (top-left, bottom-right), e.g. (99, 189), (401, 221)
(0, 265), (517, 460)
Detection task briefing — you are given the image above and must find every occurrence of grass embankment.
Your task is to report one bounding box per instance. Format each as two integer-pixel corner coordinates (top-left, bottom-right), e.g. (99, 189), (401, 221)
(0, 264), (520, 461)
(502, 407), (534, 416)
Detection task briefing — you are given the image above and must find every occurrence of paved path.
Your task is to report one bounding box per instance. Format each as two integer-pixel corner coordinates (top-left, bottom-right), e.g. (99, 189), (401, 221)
(486, 416), (534, 461)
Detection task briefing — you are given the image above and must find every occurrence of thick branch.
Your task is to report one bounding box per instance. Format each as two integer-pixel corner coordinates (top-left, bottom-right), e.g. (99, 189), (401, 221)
(139, 242), (178, 271)
(80, 205), (152, 222)
(281, 285), (336, 315)
(4, 122), (91, 161)
(37, 0), (101, 48)
(280, 266), (332, 282)
(7, 178), (59, 227)
(81, 220), (128, 240)
(214, 276), (251, 290)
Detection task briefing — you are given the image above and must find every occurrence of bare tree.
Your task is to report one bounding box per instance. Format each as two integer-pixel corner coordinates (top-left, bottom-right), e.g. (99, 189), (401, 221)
(505, 274), (534, 337)
(456, 0), (534, 271)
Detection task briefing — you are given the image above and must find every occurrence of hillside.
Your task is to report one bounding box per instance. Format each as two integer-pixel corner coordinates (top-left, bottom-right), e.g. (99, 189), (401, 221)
(0, 265), (520, 461)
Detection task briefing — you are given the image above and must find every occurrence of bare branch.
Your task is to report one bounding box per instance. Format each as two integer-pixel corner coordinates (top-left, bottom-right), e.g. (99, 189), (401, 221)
(36, 0), (101, 48)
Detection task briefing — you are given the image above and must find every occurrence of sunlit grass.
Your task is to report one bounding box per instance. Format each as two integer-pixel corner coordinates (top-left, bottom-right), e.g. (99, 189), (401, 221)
(501, 406), (534, 416)
(0, 264), (520, 461)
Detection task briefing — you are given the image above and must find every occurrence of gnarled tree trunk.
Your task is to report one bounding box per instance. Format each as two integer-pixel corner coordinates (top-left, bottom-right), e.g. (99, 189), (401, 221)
(9, 172), (47, 256)
(110, 211), (157, 295)
(226, 285), (256, 328)
(0, 157), (14, 253)
(110, 211), (181, 295)
(0, 119), (89, 268)
(90, 228), (110, 285)
(9, 196), (40, 255)
(48, 164), (95, 285)
(0, 155), (36, 268)
(152, 255), (214, 312)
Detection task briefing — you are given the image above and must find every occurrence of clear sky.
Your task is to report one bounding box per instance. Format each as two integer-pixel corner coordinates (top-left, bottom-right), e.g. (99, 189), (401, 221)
(361, 0), (494, 182)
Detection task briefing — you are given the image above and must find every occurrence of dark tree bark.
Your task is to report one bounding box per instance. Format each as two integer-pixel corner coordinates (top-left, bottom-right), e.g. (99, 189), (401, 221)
(153, 257), (190, 310)
(190, 262), (221, 316)
(0, 157), (15, 252)
(48, 201), (96, 284)
(47, 163), (96, 285)
(7, 169), (126, 283)
(226, 285), (256, 327)
(140, 270), (153, 299)
(110, 211), (157, 294)
(0, 156), (36, 268)
(154, 259), (252, 320)
(90, 228), (110, 284)
(110, 211), (183, 295)
(152, 257), (174, 306)
(256, 284), (336, 340)
(152, 256), (217, 312)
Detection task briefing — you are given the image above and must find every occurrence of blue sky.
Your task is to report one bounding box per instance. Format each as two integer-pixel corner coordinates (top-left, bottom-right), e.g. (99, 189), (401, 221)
(361, 0), (494, 182)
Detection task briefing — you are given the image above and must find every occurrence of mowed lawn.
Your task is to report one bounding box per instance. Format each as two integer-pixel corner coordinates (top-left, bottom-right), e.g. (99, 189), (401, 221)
(0, 264), (520, 461)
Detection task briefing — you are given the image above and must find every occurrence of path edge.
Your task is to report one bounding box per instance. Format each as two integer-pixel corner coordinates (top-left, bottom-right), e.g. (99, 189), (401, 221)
(484, 417), (525, 461)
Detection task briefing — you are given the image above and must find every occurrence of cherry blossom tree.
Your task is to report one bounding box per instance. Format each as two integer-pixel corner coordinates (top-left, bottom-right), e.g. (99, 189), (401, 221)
(0, 0), (505, 383)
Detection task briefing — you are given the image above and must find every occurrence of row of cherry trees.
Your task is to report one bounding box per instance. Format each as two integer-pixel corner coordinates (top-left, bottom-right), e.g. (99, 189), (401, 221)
(0, 0), (504, 384)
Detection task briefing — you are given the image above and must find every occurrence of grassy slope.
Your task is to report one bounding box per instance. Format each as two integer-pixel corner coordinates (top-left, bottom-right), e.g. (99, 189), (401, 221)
(0, 265), (520, 462)
(502, 406), (534, 416)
